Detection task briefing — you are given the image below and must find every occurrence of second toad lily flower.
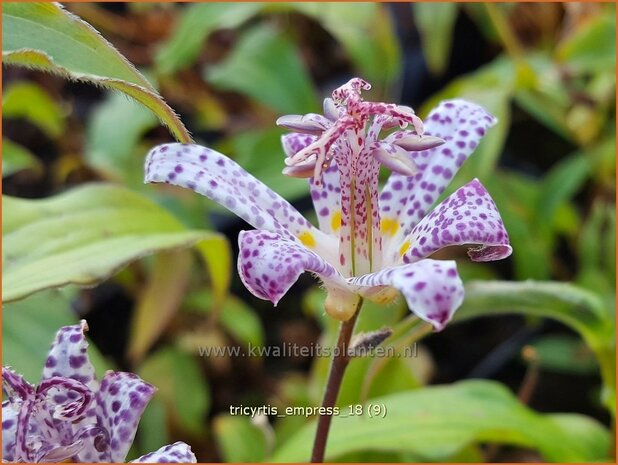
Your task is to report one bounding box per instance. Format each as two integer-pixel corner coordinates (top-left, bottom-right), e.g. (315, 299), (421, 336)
(145, 78), (512, 331)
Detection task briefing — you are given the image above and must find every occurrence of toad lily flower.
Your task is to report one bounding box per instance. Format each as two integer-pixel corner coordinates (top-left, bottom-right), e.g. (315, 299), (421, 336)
(2, 321), (196, 463)
(145, 78), (511, 331)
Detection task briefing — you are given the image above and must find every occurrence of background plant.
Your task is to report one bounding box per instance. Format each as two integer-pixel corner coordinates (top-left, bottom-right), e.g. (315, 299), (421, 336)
(2, 2), (615, 462)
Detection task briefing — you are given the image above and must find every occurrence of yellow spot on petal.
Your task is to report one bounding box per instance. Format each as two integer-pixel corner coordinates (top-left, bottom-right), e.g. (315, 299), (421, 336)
(298, 231), (316, 248)
(399, 240), (411, 257)
(380, 218), (400, 237)
(331, 210), (342, 232)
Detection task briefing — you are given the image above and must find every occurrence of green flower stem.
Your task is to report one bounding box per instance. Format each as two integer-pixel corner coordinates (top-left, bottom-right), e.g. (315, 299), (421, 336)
(311, 299), (363, 463)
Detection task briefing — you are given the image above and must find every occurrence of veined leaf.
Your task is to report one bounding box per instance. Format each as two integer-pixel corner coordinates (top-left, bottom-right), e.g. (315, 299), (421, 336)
(2, 184), (229, 302)
(271, 380), (609, 462)
(2, 2), (191, 142)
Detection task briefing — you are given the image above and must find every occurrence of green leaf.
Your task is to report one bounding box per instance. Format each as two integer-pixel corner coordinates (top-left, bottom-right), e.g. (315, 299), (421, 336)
(2, 82), (65, 138)
(85, 91), (157, 185)
(138, 347), (210, 435)
(414, 3), (458, 75)
(271, 380), (610, 462)
(3, 290), (112, 383)
(213, 415), (269, 462)
(2, 2), (191, 142)
(2, 184), (228, 302)
(206, 24), (318, 114)
(155, 2), (263, 74)
(557, 14), (616, 72)
(2, 138), (42, 178)
(289, 2), (401, 91)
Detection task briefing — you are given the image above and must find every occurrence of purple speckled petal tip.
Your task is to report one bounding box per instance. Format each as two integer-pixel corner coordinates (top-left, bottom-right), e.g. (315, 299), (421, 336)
(130, 441), (197, 463)
(380, 100), (497, 250)
(42, 320), (98, 391)
(238, 230), (345, 305)
(349, 259), (465, 331)
(403, 179), (512, 264)
(145, 143), (320, 242)
(95, 371), (156, 462)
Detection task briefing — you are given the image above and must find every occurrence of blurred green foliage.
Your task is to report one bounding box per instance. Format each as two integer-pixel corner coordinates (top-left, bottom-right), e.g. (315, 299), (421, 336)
(2, 2), (615, 462)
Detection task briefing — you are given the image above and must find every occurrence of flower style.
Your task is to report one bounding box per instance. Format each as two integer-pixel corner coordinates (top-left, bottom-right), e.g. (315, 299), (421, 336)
(144, 78), (512, 331)
(2, 320), (196, 463)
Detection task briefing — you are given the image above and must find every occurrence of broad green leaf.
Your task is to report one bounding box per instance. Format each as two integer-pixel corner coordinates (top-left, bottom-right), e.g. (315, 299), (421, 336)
(206, 24), (318, 114)
(213, 415), (269, 462)
(155, 2), (263, 74)
(85, 91), (157, 185)
(2, 184), (228, 302)
(2, 82), (65, 138)
(530, 334), (598, 375)
(128, 251), (192, 365)
(3, 290), (112, 383)
(557, 14), (616, 72)
(289, 2), (401, 91)
(414, 3), (458, 75)
(138, 347), (210, 435)
(2, 138), (42, 178)
(271, 380), (610, 462)
(2, 2), (191, 142)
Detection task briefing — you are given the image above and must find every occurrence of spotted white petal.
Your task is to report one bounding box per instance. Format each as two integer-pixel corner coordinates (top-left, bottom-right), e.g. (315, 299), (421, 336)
(42, 320), (98, 391)
(238, 230), (346, 306)
(93, 372), (156, 462)
(379, 100), (497, 252)
(400, 179), (512, 264)
(349, 259), (464, 331)
(145, 143), (316, 243)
